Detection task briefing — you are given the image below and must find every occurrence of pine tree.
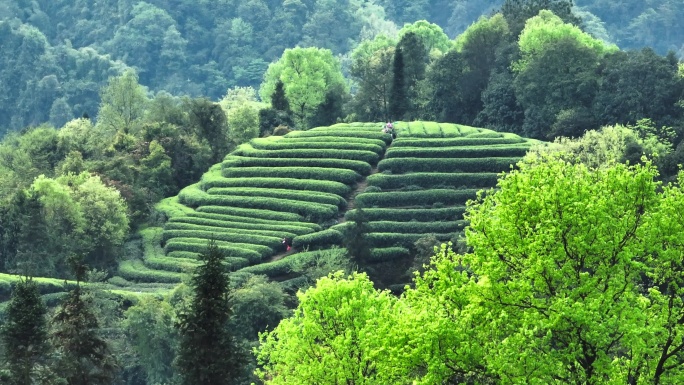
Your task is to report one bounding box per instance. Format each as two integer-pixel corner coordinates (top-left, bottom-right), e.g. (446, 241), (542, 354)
(50, 256), (117, 385)
(1, 278), (48, 385)
(343, 206), (372, 269)
(389, 47), (408, 121)
(271, 80), (290, 113)
(175, 241), (244, 385)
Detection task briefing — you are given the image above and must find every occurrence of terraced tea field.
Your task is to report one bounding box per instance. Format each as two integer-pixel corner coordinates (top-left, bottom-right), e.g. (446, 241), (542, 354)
(1, 121), (537, 303)
(117, 121), (536, 290)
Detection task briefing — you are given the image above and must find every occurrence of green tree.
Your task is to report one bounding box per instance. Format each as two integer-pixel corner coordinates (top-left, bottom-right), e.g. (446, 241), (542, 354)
(0, 278), (48, 385)
(96, 69), (149, 136)
(500, 0), (582, 37)
(270, 80), (290, 113)
(349, 35), (396, 121)
(186, 98), (230, 163)
(342, 207), (371, 269)
(175, 241), (244, 385)
(256, 272), (397, 384)
(388, 47), (407, 121)
(260, 47), (348, 128)
(51, 259), (117, 385)
(123, 296), (178, 385)
(397, 20), (451, 56)
(396, 32), (427, 119)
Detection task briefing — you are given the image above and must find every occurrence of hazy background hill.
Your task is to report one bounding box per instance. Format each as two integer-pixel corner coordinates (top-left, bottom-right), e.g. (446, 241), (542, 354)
(1, 0), (682, 133)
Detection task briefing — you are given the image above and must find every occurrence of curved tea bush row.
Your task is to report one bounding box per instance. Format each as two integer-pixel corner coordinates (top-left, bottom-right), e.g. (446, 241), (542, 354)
(164, 222), (300, 240)
(366, 220), (467, 234)
(179, 187), (338, 222)
(222, 167), (361, 185)
(467, 131), (504, 138)
(164, 237), (273, 254)
(162, 230), (280, 248)
(200, 177), (352, 196)
(385, 145), (531, 159)
(366, 233), (454, 248)
(170, 216), (317, 234)
(154, 197), (196, 220)
(249, 139), (383, 154)
(143, 255), (201, 273)
(392, 135), (526, 148)
(235, 146), (380, 164)
(163, 239), (266, 263)
(206, 187), (347, 208)
(345, 207), (466, 222)
(267, 136), (387, 148)
(368, 247), (412, 263)
(118, 260), (183, 284)
(378, 157), (520, 174)
(285, 130), (391, 144)
(234, 250), (321, 277)
(292, 229), (344, 250)
(222, 156), (372, 176)
(356, 189), (479, 208)
(196, 205), (303, 222)
(367, 172), (500, 190)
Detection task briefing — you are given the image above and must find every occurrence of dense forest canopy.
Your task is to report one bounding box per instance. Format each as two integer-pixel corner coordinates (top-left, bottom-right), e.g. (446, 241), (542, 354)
(1, 0), (683, 133)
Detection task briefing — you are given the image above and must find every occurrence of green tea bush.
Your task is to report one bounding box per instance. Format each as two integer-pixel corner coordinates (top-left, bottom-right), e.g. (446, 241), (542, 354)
(206, 187), (347, 208)
(367, 172), (500, 190)
(222, 167), (361, 185)
(196, 205), (303, 222)
(378, 157), (520, 174)
(422, 121), (443, 137)
(162, 229), (280, 248)
(170, 216), (317, 234)
(385, 145), (531, 159)
(356, 189), (479, 207)
(407, 121), (426, 137)
(235, 251), (321, 277)
(366, 220), (467, 233)
(292, 229), (344, 250)
(143, 255), (201, 273)
(367, 247), (412, 263)
(285, 130), (391, 144)
(118, 260), (183, 283)
(345, 207), (466, 222)
(201, 177), (351, 196)
(466, 131), (504, 138)
(154, 197), (196, 220)
(235, 146), (380, 164)
(164, 222), (299, 240)
(222, 156), (372, 176)
(163, 239), (266, 262)
(270, 136), (387, 148)
(392, 136), (526, 147)
(366, 233), (453, 248)
(249, 138), (383, 154)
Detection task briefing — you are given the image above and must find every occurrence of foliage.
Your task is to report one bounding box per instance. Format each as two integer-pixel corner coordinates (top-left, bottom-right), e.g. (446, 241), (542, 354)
(175, 241), (244, 385)
(0, 278), (48, 385)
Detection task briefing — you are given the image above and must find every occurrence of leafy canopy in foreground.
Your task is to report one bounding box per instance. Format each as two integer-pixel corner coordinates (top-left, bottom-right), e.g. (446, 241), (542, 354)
(258, 156), (684, 384)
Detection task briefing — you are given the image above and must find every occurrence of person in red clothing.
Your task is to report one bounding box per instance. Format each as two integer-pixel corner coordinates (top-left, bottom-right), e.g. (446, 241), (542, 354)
(281, 237), (291, 251)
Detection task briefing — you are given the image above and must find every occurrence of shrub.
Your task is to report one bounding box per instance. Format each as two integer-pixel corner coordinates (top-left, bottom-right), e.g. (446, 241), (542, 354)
(170, 216), (318, 234)
(292, 229), (344, 250)
(378, 157), (520, 174)
(273, 136), (387, 148)
(222, 156), (372, 176)
(285, 130), (391, 144)
(235, 146), (380, 164)
(249, 138), (383, 154)
(222, 167), (361, 185)
(356, 189), (480, 208)
(200, 177), (351, 196)
(392, 135), (526, 148)
(206, 187), (347, 208)
(385, 145), (531, 159)
(367, 172), (500, 190)
(162, 229), (281, 248)
(118, 260), (184, 283)
(366, 220), (467, 233)
(345, 207), (466, 222)
(154, 197), (196, 220)
(272, 125), (291, 136)
(367, 247), (412, 263)
(163, 239), (266, 263)
(143, 255), (201, 273)
(197, 205), (304, 222)
(164, 222), (300, 240)
(365, 232), (453, 248)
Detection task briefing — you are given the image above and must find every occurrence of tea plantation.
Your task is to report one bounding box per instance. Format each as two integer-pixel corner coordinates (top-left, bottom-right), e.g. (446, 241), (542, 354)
(119, 121), (535, 290)
(0, 121), (537, 304)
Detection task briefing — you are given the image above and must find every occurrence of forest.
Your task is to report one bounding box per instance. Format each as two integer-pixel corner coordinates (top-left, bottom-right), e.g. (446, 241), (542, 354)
(1, 0), (684, 384)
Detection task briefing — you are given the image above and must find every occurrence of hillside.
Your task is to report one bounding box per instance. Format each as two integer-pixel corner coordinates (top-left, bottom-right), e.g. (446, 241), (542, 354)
(104, 121), (536, 291)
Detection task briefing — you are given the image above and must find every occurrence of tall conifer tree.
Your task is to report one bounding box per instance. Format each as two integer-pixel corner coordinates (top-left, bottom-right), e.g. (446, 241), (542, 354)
(1, 278), (48, 385)
(389, 47), (408, 121)
(175, 241), (243, 385)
